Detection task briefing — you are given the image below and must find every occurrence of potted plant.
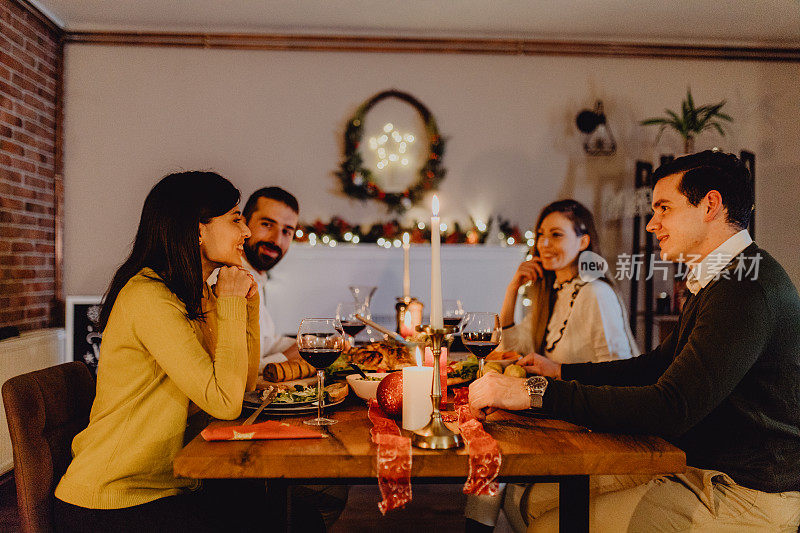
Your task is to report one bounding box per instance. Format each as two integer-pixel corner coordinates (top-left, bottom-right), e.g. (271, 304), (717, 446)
(641, 89), (733, 153)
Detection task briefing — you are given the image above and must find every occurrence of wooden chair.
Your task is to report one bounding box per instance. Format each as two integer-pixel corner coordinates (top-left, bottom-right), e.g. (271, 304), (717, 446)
(2, 362), (95, 533)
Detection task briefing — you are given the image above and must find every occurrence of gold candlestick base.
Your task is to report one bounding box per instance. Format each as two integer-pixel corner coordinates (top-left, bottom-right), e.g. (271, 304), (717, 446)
(411, 325), (463, 449)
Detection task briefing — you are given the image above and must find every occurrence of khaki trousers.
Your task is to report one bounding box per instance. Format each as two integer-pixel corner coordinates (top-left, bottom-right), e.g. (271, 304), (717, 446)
(522, 467), (800, 532)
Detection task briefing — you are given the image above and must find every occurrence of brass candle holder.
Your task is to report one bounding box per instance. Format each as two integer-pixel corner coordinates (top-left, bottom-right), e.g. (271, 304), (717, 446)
(411, 324), (463, 449)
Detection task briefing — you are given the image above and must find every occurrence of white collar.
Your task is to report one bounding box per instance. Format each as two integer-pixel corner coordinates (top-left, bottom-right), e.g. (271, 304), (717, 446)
(685, 230), (753, 295)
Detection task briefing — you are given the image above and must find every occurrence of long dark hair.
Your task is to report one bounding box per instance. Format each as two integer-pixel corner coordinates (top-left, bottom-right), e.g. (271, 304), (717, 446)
(526, 199), (608, 351)
(99, 171), (241, 330)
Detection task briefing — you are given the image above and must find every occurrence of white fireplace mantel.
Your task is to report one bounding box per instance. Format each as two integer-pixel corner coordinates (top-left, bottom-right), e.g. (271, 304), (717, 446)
(266, 244), (527, 335)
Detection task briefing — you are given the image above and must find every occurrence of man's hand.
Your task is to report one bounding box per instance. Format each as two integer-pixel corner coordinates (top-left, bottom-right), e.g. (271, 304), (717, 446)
(517, 352), (561, 379)
(282, 342), (300, 361)
(468, 372), (530, 420)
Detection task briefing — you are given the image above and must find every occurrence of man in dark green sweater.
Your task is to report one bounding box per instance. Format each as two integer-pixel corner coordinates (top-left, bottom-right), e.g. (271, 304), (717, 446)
(470, 150), (800, 530)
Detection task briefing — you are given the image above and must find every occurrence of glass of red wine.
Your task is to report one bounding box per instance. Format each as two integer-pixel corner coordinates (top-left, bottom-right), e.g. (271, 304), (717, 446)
(442, 299), (465, 328)
(461, 312), (502, 375)
(297, 318), (346, 426)
(336, 301), (368, 346)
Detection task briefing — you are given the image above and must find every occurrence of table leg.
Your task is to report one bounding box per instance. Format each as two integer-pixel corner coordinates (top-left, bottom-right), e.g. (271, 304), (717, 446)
(559, 475), (589, 533)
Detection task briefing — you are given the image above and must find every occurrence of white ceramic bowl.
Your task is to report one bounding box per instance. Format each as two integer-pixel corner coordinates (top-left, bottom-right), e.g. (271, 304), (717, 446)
(346, 372), (390, 401)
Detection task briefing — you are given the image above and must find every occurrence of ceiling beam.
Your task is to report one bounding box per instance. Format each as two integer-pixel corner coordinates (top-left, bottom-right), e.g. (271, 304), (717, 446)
(64, 31), (800, 62)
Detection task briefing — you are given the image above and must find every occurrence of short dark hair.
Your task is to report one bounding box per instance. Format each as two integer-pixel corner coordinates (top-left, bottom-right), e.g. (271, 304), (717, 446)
(243, 187), (299, 223)
(651, 150), (753, 230)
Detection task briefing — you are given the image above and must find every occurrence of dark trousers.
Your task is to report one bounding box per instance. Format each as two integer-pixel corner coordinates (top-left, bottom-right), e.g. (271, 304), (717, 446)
(55, 480), (344, 532)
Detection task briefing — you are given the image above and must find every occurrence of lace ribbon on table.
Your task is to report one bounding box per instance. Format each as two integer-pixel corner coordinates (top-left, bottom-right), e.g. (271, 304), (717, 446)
(453, 387), (502, 496)
(367, 399), (412, 514)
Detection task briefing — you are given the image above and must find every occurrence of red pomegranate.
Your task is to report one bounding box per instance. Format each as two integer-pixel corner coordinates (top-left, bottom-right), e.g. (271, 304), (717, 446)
(376, 372), (403, 418)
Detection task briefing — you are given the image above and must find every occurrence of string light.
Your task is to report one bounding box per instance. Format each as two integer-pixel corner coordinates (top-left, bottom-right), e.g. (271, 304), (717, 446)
(369, 123), (416, 171)
(296, 229), (304, 238)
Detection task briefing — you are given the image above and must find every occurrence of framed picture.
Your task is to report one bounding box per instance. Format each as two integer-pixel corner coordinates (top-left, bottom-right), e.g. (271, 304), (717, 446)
(66, 296), (103, 373)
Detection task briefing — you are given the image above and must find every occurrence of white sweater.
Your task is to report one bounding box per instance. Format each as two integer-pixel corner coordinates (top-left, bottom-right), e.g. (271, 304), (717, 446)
(501, 278), (638, 364)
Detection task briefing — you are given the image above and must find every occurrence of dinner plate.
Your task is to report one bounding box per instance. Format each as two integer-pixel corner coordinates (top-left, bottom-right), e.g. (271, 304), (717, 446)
(242, 396), (347, 418)
(243, 390), (316, 407)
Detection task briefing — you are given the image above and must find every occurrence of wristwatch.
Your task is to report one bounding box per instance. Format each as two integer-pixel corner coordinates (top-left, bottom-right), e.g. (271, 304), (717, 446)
(524, 376), (548, 409)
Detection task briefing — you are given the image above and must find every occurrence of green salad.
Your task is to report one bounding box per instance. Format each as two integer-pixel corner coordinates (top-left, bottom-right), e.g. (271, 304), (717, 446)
(272, 384), (327, 404)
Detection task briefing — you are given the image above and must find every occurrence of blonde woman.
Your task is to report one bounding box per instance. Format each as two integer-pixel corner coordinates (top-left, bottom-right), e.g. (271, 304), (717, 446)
(466, 199), (638, 532)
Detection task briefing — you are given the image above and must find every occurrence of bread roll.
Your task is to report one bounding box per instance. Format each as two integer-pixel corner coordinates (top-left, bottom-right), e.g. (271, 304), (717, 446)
(263, 359), (316, 382)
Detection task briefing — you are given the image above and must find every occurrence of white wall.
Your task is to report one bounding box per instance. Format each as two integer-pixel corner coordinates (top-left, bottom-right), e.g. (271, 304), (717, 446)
(62, 45), (800, 299)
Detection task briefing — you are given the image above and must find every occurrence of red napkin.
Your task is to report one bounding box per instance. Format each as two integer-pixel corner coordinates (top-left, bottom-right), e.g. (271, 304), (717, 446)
(201, 420), (325, 441)
(453, 388), (502, 496)
(368, 399), (412, 514)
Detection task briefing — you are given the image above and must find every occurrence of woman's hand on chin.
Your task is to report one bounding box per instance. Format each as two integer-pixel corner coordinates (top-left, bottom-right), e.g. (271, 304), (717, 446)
(216, 266), (255, 298)
(510, 257), (544, 290)
(518, 352), (561, 380)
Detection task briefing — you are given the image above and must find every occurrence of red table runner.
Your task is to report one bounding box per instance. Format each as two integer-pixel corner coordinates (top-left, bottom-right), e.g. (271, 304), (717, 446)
(367, 399), (412, 514)
(453, 387), (502, 496)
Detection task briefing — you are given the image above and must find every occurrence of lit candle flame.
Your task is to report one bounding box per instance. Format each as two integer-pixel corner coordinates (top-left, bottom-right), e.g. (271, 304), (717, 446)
(431, 195), (439, 217)
(415, 346), (422, 366)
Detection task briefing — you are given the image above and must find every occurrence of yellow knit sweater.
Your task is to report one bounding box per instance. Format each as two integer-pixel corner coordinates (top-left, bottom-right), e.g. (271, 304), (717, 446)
(55, 268), (259, 509)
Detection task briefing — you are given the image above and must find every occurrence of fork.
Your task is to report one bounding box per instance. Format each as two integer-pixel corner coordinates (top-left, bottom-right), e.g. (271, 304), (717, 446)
(243, 386), (278, 425)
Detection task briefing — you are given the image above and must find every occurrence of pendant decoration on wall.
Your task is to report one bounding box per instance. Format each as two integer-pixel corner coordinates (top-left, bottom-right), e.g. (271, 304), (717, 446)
(335, 89), (446, 213)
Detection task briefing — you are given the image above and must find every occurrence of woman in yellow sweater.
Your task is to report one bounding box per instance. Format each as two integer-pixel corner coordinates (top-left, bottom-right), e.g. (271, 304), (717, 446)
(54, 171), (260, 531)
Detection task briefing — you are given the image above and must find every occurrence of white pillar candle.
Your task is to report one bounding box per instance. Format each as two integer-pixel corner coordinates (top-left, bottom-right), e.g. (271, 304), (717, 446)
(430, 195), (443, 329)
(402, 365), (433, 431)
(402, 232), (410, 299)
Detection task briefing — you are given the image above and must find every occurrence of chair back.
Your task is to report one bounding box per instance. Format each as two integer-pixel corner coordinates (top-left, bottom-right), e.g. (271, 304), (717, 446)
(2, 362), (95, 533)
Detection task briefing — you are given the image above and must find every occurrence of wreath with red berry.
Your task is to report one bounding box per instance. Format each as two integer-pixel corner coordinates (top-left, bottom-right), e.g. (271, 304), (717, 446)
(335, 89), (446, 213)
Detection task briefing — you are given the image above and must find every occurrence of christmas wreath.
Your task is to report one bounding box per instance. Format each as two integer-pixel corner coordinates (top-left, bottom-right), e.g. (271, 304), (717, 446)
(335, 90), (446, 213)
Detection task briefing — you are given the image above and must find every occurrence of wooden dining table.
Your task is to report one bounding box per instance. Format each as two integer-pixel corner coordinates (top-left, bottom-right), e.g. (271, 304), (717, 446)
(175, 400), (685, 532)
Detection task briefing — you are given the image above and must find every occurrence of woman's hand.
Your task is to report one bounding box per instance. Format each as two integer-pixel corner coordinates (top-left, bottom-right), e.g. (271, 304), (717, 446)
(517, 352), (562, 380)
(468, 372), (530, 420)
(509, 257), (544, 290)
(215, 266), (256, 298)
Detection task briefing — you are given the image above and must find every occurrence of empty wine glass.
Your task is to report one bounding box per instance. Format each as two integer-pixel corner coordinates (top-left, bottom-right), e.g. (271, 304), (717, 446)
(336, 301), (368, 346)
(461, 312), (502, 374)
(297, 318), (346, 426)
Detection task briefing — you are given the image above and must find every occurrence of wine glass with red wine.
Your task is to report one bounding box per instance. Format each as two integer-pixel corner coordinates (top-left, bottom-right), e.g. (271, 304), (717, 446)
(461, 312), (502, 374)
(442, 299), (465, 329)
(336, 301), (368, 346)
(297, 318), (346, 426)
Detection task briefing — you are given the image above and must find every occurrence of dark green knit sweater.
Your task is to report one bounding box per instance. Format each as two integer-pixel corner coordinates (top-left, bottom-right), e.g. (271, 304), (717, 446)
(544, 243), (800, 492)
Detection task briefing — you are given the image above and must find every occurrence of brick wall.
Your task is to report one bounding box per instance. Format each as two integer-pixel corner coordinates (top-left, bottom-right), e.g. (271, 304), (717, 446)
(0, 0), (62, 330)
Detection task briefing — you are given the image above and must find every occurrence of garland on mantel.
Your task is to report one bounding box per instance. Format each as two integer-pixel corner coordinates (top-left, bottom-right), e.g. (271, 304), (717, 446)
(294, 216), (523, 247)
(335, 90), (446, 213)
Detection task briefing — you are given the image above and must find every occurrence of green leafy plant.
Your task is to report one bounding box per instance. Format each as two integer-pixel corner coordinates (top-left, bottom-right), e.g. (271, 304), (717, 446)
(641, 89), (733, 153)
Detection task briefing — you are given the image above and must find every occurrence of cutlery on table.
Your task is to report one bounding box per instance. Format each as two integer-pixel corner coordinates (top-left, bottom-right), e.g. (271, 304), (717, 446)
(349, 363), (368, 378)
(243, 386), (278, 425)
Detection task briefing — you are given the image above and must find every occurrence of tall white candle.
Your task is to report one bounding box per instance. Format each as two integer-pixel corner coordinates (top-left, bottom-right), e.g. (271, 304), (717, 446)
(402, 232), (410, 299)
(430, 195), (443, 329)
(403, 348), (433, 430)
